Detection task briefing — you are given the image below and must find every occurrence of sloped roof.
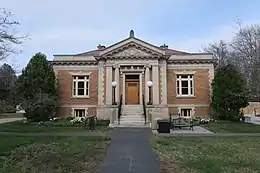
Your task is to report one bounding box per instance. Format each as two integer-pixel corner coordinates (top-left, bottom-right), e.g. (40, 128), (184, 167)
(75, 47), (197, 56)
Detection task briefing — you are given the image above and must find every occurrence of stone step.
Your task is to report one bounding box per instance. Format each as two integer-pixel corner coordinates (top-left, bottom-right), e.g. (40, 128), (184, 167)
(109, 123), (150, 128)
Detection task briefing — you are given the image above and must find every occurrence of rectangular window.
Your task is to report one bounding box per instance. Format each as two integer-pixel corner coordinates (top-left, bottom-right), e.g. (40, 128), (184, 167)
(181, 109), (192, 117)
(72, 75), (90, 97)
(74, 109), (86, 117)
(176, 75), (194, 96)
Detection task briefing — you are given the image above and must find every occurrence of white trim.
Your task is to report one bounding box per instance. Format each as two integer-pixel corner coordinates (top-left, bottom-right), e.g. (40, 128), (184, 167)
(177, 107), (195, 118)
(176, 74), (194, 97)
(174, 70), (196, 75)
(72, 75), (90, 98)
(69, 72), (92, 76)
(72, 108), (88, 117)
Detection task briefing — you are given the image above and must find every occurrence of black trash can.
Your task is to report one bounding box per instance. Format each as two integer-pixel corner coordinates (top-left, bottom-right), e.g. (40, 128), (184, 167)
(157, 119), (170, 133)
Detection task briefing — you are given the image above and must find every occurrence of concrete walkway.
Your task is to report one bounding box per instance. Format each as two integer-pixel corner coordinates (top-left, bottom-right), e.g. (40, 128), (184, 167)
(96, 128), (160, 173)
(0, 118), (24, 124)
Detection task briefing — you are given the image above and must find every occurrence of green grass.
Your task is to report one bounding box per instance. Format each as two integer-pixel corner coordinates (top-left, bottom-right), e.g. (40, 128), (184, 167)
(0, 135), (110, 173)
(201, 120), (260, 133)
(0, 119), (110, 133)
(153, 136), (260, 173)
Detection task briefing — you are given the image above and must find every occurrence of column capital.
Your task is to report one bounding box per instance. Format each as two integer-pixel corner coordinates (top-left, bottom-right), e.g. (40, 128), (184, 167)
(145, 64), (151, 68)
(113, 64), (120, 69)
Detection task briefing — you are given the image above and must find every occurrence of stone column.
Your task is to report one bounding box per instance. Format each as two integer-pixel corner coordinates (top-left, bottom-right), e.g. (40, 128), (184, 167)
(160, 60), (167, 105)
(145, 65), (150, 103)
(98, 61), (105, 105)
(152, 64), (159, 105)
(139, 73), (142, 105)
(106, 66), (113, 105)
(122, 73), (126, 104)
(114, 65), (120, 103)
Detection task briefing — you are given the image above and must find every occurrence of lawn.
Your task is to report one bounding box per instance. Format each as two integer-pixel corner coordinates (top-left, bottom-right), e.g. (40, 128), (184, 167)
(0, 135), (110, 173)
(201, 120), (260, 133)
(153, 136), (260, 173)
(0, 119), (110, 133)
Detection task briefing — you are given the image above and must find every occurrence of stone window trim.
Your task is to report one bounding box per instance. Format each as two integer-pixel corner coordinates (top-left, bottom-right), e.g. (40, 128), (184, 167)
(72, 108), (88, 118)
(178, 107), (195, 118)
(70, 72), (92, 98)
(176, 74), (194, 97)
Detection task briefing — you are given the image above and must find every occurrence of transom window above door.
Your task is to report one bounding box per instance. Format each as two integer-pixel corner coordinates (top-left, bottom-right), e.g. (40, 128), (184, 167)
(72, 75), (89, 98)
(176, 75), (194, 97)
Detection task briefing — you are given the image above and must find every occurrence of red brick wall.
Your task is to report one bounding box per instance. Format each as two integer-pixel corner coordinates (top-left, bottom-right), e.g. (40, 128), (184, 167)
(167, 69), (210, 105)
(195, 107), (210, 117)
(57, 70), (98, 105)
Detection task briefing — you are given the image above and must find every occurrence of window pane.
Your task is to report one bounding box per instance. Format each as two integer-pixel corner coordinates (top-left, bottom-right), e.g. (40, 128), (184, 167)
(190, 81), (193, 95)
(182, 88), (188, 95)
(181, 109), (191, 117)
(182, 81), (188, 87)
(86, 76), (89, 79)
(181, 75), (188, 78)
(78, 76), (85, 79)
(73, 76), (77, 79)
(73, 82), (76, 95)
(78, 89), (84, 95)
(75, 109), (85, 117)
(78, 81), (85, 89)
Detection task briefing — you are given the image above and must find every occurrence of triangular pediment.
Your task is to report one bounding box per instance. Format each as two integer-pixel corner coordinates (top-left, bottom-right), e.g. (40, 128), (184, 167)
(100, 37), (165, 57)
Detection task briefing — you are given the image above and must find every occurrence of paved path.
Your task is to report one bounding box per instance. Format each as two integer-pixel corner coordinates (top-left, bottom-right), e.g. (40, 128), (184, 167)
(96, 128), (160, 173)
(0, 118), (24, 124)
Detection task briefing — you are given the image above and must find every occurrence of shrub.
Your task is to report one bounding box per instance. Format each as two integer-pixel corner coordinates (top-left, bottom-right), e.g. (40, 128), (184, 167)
(211, 64), (249, 121)
(0, 100), (16, 113)
(24, 93), (58, 122)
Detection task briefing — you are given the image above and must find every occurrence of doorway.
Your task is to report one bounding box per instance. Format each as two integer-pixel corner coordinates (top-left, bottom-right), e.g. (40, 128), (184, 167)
(125, 75), (139, 104)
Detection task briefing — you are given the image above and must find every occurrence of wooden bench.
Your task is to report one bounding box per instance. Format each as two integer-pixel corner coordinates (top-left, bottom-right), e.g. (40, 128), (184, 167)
(170, 115), (194, 131)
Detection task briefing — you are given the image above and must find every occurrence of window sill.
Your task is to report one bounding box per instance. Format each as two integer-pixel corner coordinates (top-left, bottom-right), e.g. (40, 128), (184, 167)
(71, 96), (90, 99)
(176, 96), (195, 99)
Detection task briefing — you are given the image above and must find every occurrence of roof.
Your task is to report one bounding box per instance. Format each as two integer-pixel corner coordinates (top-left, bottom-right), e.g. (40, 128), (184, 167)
(74, 48), (212, 56)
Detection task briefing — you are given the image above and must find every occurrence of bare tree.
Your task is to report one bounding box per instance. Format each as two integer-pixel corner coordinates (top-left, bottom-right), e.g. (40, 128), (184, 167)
(231, 23), (260, 101)
(0, 8), (27, 61)
(203, 40), (231, 68)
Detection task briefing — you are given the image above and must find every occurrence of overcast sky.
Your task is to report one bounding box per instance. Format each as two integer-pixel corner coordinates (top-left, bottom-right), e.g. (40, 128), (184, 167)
(1, 0), (260, 71)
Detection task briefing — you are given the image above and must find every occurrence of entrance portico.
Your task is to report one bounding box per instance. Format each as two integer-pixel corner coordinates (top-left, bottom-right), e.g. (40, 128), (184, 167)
(105, 62), (161, 106)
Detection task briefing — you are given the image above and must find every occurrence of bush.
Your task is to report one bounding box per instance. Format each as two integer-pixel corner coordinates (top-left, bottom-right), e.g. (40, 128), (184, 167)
(211, 64), (249, 121)
(24, 93), (58, 122)
(0, 100), (16, 114)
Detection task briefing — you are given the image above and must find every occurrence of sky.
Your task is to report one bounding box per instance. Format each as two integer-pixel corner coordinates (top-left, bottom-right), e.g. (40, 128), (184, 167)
(1, 0), (260, 72)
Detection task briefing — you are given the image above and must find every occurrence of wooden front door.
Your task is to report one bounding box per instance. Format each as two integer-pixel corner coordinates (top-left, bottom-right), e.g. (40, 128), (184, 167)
(126, 81), (139, 104)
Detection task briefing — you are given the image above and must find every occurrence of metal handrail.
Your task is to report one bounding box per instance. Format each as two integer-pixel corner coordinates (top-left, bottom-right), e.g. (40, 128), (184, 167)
(117, 94), (123, 124)
(142, 94), (147, 124)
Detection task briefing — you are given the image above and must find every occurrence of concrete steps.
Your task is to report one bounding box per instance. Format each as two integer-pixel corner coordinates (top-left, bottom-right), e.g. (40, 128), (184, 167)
(110, 105), (149, 128)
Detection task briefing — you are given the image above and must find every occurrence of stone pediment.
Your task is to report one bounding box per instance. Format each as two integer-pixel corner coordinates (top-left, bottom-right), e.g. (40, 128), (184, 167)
(112, 47), (151, 57)
(102, 42), (162, 58)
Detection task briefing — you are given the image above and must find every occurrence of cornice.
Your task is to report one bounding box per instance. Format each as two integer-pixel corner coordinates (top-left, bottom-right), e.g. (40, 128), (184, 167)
(167, 59), (217, 64)
(50, 60), (98, 65)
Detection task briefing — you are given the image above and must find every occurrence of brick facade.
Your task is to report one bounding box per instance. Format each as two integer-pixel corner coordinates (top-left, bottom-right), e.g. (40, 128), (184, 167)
(52, 32), (215, 121)
(167, 69), (211, 116)
(56, 70), (98, 117)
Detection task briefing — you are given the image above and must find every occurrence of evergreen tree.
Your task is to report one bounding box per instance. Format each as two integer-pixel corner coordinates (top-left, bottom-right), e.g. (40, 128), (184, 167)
(0, 63), (17, 101)
(16, 52), (58, 121)
(211, 64), (249, 121)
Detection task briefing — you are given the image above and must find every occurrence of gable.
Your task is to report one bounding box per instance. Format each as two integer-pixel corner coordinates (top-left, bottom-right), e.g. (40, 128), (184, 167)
(100, 37), (165, 57)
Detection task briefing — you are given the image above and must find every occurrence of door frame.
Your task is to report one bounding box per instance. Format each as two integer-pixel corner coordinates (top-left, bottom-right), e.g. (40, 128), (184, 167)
(125, 77), (140, 105)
